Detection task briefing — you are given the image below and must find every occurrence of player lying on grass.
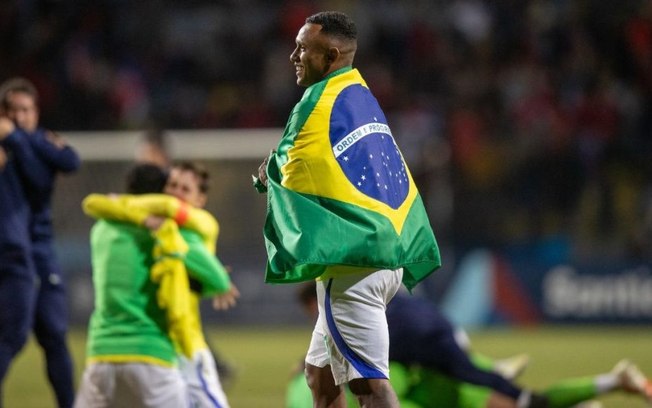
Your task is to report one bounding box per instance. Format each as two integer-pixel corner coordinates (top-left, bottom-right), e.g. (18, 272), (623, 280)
(288, 282), (652, 408)
(381, 358), (652, 408)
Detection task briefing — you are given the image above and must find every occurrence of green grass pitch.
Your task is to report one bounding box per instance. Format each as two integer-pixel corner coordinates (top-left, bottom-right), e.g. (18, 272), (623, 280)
(4, 325), (652, 407)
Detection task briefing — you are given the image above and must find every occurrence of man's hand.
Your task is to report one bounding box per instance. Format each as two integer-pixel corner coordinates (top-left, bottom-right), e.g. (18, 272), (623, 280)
(143, 215), (166, 230)
(252, 150), (275, 193)
(0, 117), (15, 140)
(45, 130), (67, 149)
(0, 146), (7, 170)
(212, 283), (240, 310)
(256, 155), (269, 188)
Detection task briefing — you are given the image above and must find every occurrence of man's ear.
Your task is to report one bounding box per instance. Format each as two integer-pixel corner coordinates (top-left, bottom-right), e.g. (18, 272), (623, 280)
(327, 47), (340, 63)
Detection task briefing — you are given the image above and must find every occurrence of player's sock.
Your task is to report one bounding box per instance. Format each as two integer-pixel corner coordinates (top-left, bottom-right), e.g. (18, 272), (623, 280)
(470, 352), (530, 380)
(493, 353), (531, 380)
(571, 401), (604, 408)
(542, 376), (597, 408)
(469, 351), (495, 372)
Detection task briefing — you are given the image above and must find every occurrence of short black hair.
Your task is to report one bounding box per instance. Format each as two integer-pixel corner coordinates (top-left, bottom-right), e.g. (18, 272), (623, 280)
(125, 163), (167, 194)
(306, 11), (357, 41)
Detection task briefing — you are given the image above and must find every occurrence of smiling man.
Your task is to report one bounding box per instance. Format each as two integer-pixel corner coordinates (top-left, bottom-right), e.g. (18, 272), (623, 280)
(254, 11), (441, 408)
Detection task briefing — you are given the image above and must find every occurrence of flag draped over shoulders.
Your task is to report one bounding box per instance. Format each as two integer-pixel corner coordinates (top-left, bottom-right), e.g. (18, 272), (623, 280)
(263, 67), (440, 290)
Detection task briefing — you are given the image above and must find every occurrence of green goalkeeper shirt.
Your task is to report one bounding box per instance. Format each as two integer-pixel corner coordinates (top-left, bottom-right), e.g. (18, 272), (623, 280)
(86, 219), (176, 366)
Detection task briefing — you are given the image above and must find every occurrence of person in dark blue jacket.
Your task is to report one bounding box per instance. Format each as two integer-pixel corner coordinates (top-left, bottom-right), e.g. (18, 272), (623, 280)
(0, 77), (80, 408)
(0, 116), (41, 408)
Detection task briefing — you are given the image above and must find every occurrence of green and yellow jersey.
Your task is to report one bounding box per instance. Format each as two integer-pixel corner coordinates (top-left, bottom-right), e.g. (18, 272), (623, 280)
(83, 193), (231, 359)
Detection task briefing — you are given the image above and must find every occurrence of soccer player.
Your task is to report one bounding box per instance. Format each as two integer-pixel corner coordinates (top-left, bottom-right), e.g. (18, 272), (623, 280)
(401, 358), (652, 408)
(161, 161), (238, 407)
(388, 293), (652, 408)
(255, 11), (440, 408)
(82, 161), (237, 407)
(0, 77), (80, 408)
(387, 293), (544, 407)
(74, 164), (189, 408)
(254, 12), (440, 407)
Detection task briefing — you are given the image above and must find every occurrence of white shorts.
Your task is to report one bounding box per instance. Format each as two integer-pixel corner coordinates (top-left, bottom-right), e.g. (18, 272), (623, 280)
(178, 348), (230, 408)
(305, 268), (403, 385)
(73, 362), (188, 408)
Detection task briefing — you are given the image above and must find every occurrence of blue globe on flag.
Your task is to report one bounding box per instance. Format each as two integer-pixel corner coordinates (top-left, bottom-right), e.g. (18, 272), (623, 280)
(329, 85), (409, 210)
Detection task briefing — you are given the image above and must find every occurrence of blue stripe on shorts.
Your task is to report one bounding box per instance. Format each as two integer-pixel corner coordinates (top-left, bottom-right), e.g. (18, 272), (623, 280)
(324, 279), (387, 379)
(196, 359), (222, 408)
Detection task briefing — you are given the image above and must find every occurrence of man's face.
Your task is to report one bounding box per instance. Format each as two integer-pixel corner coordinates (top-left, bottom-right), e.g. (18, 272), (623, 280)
(164, 168), (206, 208)
(290, 23), (330, 87)
(6, 91), (39, 133)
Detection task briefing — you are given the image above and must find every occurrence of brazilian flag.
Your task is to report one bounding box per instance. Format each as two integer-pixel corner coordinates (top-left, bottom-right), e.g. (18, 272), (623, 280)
(263, 67), (440, 289)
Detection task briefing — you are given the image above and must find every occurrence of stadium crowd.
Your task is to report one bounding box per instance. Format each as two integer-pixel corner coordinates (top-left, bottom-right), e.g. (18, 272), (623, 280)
(1, 0), (651, 259)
